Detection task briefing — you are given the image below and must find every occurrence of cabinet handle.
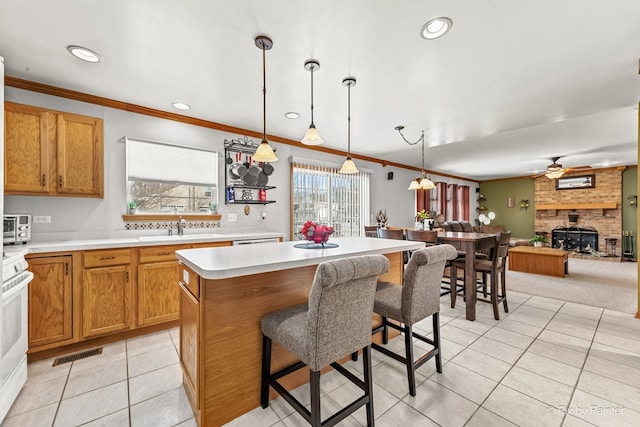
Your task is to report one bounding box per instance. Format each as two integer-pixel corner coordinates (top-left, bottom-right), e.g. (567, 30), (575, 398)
(99, 256), (116, 260)
(42, 174), (46, 186)
(126, 271), (129, 282)
(158, 252), (171, 256)
(59, 175), (63, 188)
(65, 262), (69, 275)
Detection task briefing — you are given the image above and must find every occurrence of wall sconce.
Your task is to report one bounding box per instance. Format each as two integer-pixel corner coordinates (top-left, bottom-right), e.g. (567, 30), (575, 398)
(628, 195), (637, 207)
(520, 199), (529, 210)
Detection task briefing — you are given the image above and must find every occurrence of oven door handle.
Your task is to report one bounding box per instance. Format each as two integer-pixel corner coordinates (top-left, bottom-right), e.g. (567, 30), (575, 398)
(2, 271), (34, 301)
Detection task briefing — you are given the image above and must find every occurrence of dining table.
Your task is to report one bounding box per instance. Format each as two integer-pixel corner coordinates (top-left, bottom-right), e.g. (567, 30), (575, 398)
(436, 231), (498, 321)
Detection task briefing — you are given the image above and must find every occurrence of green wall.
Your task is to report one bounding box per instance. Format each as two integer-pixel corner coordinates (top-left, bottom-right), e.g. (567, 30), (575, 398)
(479, 178), (535, 239)
(622, 167), (637, 258)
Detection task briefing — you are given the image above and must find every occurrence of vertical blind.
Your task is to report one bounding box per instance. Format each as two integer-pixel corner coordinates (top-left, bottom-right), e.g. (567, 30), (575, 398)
(291, 160), (370, 239)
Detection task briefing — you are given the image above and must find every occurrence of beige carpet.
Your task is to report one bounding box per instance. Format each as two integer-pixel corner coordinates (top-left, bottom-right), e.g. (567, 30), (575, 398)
(506, 258), (638, 314)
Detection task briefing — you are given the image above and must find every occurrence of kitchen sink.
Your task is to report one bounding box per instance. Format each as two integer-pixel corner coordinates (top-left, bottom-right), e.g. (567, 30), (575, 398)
(137, 233), (223, 242)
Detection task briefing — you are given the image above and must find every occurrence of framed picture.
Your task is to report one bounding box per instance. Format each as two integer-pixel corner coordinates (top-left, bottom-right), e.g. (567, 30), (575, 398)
(507, 197), (515, 208)
(556, 174), (595, 190)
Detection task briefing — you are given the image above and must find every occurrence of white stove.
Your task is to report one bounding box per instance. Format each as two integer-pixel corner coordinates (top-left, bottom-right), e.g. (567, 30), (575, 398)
(1, 249), (33, 422)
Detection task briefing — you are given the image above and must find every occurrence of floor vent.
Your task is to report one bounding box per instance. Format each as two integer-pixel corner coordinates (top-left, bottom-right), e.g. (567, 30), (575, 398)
(52, 347), (103, 366)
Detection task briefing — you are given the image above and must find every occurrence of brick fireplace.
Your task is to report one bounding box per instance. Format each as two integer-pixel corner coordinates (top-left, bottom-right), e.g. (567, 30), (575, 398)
(534, 167), (624, 259)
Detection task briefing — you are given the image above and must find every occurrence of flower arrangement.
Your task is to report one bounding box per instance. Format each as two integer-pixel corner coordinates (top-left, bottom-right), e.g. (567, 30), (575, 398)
(300, 221), (334, 243)
(416, 209), (431, 221)
(376, 209), (388, 227)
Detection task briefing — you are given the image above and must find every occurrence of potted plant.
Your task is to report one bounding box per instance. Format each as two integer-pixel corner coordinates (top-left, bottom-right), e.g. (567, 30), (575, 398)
(127, 200), (137, 214)
(529, 234), (549, 247)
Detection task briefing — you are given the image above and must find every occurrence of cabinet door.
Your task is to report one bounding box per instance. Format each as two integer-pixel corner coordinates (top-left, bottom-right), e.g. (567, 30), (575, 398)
(138, 261), (180, 327)
(27, 256), (73, 348)
(180, 282), (200, 412)
(56, 112), (104, 197)
(82, 265), (131, 338)
(4, 102), (54, 194)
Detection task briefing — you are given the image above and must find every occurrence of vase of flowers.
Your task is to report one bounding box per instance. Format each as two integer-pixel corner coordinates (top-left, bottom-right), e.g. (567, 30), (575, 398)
(416, 209), (433, 230)
(300, 221), (334, 244)
(376, 209), (388, 228)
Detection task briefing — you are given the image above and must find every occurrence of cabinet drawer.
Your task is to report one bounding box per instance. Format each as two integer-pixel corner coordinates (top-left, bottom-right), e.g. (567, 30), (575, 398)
(139, 245), (188, 263)
(179, 263), (200, 300)
(84, 248), (132, 268)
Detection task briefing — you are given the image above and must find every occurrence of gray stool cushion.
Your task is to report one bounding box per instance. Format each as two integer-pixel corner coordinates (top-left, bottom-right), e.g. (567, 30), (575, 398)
(375, 244), (458, 326)
(261, 254), (389, 371)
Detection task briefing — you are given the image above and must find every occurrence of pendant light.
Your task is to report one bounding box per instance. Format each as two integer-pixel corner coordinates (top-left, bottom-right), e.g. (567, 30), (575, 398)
(339, 77), (359, 174)
(395, 126), (435, 190)
(252, 35), (278, 163)
(301, 59), (323, 145)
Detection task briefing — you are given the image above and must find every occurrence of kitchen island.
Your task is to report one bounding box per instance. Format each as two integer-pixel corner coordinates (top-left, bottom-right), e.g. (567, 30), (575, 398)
(175, 237), (424, 427)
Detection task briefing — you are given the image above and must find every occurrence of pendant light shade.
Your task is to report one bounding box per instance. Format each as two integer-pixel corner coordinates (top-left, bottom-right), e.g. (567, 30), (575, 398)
(253, 35), (278, 163)
(340, 77), (359, 174)
(301, 59), (324, 145)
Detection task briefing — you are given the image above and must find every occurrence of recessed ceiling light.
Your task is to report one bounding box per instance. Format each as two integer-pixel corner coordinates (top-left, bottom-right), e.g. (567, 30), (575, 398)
(67, 45), (101, 63)
(285, 112), (300, 119)
(420, 17), (453, 40)
(172, 102), (191, 110)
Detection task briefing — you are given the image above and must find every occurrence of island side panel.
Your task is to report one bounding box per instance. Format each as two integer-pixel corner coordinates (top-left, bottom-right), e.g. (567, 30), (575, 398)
(199, 252), (402, 427)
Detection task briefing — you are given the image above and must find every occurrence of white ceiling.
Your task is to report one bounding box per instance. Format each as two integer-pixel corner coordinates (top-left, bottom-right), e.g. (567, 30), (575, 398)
(1, 0), (639, 180)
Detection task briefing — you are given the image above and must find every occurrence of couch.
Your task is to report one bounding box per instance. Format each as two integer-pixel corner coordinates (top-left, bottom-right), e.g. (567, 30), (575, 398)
(439, 221), (529, 247)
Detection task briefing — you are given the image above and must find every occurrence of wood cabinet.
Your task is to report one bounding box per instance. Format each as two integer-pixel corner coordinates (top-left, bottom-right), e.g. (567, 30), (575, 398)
(4, 101), (104, 197)
(82, 249), (132, 338)
(137, 241), (232, 327)
(27, 255), (73, 349)
(179, 263), (201, 419)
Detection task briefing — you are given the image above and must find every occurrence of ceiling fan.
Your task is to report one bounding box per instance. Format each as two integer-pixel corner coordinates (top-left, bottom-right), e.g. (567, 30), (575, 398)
(534, 156), (592, 179)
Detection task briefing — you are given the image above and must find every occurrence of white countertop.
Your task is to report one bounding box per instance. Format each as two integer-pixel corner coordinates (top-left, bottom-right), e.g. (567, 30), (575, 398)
(5, 232), (284, 254)
(175, 236), (425, 280)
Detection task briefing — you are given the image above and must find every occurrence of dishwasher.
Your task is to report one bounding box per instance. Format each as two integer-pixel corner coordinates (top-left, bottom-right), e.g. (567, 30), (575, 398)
(232, 238), (281, 246)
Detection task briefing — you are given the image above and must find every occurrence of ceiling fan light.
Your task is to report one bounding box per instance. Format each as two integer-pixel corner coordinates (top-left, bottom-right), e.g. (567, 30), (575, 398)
(301, 124), (323, 145)
(545, 169), (565, 179)
(253, 140), (278, 162)
(339, 157), (359, 174)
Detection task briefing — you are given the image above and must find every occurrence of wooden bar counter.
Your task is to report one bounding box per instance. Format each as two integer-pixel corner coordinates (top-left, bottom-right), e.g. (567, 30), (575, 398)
(175, 237), (424, 426)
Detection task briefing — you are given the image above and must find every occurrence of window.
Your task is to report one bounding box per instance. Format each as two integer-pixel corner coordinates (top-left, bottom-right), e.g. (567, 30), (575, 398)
(125, 137), (218, 213)
(291, 160), (370, 239)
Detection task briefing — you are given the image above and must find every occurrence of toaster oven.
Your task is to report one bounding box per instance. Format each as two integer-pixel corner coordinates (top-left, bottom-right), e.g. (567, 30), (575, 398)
(3, 214), (31, 245)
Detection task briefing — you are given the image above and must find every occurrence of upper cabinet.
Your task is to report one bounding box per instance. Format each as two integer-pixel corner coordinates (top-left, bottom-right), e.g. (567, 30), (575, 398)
(4, 102), (104, 197)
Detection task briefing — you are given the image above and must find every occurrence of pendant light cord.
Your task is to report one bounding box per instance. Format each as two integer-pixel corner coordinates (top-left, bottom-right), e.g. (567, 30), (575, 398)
(310, 65), (315, 126)
(347, 81), (351, 158)
(262, 43), (267, 142)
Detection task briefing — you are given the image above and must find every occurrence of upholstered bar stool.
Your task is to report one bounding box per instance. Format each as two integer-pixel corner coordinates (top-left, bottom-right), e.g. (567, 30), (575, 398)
(371, 245), (458, 396)
(261, 255), (389, 427)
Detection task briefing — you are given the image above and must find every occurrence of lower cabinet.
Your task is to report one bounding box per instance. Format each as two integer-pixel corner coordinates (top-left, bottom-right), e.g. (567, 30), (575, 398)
(27, 255), (73, 349)
(82, 249), (132, 338)
(179, 264), (201, 417)
(138, 260), (180, 327)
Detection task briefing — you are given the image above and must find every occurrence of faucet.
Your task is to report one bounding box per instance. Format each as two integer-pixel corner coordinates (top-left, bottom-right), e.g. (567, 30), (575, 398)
(178, 216), (187, 236)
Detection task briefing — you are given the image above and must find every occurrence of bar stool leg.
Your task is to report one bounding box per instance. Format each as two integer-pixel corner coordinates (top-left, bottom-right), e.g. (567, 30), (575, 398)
(261, 335), (272, 408)
(433, 313), (442, 373)
(363, 346), (375, 427)
(404, 325), (416, 397)
(382, 316), (389, 345)
(310, 370), (321, 427)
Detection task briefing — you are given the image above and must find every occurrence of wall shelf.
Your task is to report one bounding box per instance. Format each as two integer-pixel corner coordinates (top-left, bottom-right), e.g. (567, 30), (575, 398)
(535, 202), (617, 211)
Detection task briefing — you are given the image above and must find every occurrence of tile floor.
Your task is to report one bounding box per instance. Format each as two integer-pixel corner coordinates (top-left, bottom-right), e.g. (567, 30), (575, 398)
(2, 291), (640, 427)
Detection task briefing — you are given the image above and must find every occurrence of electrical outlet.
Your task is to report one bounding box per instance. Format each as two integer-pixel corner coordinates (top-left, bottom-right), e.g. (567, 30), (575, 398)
(228, 213), (237, 222)
(33, 215), (51, 223)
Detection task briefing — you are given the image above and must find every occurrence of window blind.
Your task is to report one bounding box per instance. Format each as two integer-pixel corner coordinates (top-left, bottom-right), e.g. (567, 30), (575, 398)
(291, 160), (370, 238)
(125, 137), (218, 186)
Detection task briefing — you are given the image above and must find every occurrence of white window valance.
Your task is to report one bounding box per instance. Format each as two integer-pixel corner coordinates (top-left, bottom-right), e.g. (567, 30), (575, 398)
(125, 137), (218, 186)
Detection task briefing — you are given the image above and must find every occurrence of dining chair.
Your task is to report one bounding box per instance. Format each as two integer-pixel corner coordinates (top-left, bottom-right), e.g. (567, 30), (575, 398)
(378, 228), (408, 264)
(364, 225), (379, 238)
(260, 254), (389, 427)
(368, 244), (458, 396)
(449, 231), (511, 319)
